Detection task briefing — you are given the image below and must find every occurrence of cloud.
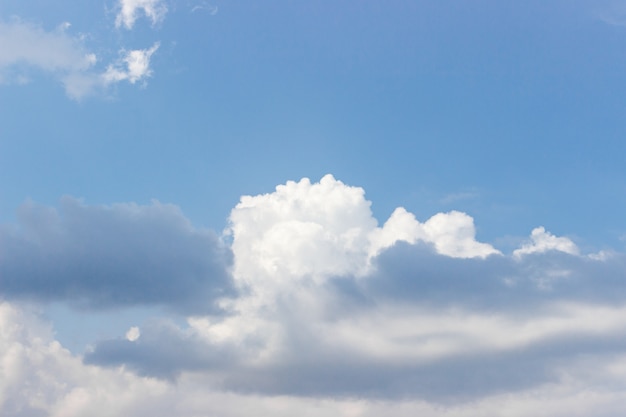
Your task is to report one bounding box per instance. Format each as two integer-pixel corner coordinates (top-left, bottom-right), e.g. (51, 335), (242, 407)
(0, 20), (98, 97)
(191, 2), (219, 15)
(0, 301), (174, 417)
(84, 318), (237, 380)
(102, 42), (160, 85)
(5, 175), (626, 415)
(439, 191), (479, 205)
(70, 175), (626, 403)
(6, 300), (626, 417)
(0, 19), (161, 99)
(229, 175), (498, 293)
(513, 226), (580, 257)
(0, 197), (233, 314)
(115, 0), (168, 29)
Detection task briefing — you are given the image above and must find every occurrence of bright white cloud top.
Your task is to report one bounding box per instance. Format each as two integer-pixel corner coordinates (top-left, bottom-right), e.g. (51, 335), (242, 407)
(2, 175), (626, 416)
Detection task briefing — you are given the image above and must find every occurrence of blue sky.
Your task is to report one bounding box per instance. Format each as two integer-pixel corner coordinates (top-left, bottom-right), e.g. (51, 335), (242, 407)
(3, 1), (626, 416)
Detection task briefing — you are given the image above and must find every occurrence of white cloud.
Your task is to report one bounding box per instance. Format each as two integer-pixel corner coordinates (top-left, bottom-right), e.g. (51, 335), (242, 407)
(369, 207), (500, 259)
(513, 226), (580, 258)
(229, 175), (498, 294)
(229, 174), (377, 290)
(0, 20), (95, 73)
(102, 42), (160, 85)
(116, 0), (168, 29)
(0, 301), (173, 417)
(125, 326), (141, 341)
(0, 20), (99, 97)
(0, 20), (161, 99)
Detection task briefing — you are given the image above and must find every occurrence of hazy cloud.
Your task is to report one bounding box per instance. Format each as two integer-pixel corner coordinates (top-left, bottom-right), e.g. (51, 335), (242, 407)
(191, 2), (219, 15)
(0, 20), (98, 98)
(0, 19), (162, 99)
(0, 197), (233, 313)
(115, 0), (168, 29)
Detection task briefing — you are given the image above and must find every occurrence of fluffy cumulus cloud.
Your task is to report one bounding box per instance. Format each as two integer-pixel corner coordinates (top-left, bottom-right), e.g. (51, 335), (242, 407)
(513, 226), (580, 257)
(3, 175), (626, 416)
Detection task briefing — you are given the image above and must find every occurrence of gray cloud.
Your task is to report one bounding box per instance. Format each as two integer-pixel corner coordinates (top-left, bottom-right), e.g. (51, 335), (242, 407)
(358, 242), (626, 310)
(0, 197), (234, 314)
(81, 239), (626, 402)
(84, 319), (234, 379)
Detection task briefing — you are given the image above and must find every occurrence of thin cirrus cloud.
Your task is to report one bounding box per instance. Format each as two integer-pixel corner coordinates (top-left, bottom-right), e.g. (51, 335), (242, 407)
(3, 175), (626, 415)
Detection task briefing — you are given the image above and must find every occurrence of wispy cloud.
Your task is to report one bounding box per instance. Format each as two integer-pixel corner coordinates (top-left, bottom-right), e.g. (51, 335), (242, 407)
(439, 190), (479, 205)
(191, 2), (219, 15)
(0, 20), (161, 99)
(0, 20), (97, 96)
(103, 42), (160, 85)
(115, 0), (169, 29)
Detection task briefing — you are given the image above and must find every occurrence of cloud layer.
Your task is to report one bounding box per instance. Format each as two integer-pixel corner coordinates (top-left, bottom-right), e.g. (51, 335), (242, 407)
(2, 175), (626, 415)
(0, 197), (233, 313)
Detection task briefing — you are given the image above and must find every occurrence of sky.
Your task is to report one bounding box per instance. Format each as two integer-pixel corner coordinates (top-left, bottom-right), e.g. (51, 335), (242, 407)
(2, 0), (626, 416)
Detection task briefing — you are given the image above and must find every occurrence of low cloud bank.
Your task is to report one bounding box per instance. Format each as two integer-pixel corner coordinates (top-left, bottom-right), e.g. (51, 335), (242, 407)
(2, 175), (626, 415)
(0, 196), (233, 314)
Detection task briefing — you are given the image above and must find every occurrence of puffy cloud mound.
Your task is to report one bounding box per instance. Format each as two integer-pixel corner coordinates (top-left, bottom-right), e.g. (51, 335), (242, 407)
(514, 226), (580, 257)
(0, 197), (233, 314)
(229, 174), (499, 293)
